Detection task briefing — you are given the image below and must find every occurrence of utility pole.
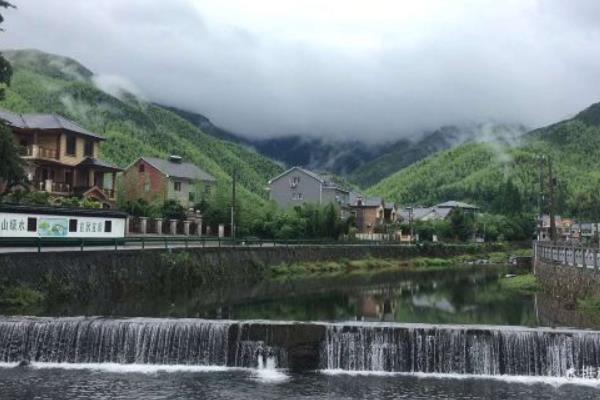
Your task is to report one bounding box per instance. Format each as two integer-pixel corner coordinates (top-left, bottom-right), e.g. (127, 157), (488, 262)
(408, 207), (414, 244)
(538, 155), (545, 241)
(548, 158), (556, 242)
(230, 170), (236, 241)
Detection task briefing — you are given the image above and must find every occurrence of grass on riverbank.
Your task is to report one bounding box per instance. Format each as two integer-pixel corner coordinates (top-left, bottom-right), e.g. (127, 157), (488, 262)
(268, 252), (514, 278)
(0, 285), (45, 308)
(267, 257), (406, 278)
(577, 296), (600, 313)
(499, 273), (540, 294)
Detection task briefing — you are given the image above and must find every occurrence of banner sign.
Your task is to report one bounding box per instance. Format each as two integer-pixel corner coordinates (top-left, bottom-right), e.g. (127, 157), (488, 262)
(38, 218), (68, 237)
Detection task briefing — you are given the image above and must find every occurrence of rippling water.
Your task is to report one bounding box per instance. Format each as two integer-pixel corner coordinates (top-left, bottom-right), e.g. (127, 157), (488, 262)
(0, 365), (599, 400)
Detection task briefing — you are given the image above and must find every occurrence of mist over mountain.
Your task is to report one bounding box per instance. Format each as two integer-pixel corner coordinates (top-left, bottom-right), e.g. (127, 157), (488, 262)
(4, 1), (600, 141)
(166, 104), (525, 186)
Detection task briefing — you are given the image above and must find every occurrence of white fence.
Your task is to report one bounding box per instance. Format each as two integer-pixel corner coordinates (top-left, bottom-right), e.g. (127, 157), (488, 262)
(535, 242), (600, 270)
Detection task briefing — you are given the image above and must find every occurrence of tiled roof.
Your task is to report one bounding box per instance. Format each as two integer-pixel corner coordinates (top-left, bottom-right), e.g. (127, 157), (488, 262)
(269, 166), (324, 184)
(0, 109), (105, 140)
(142, 157), (216, 182)
(77, 157), (122, 172)
(436, 200), (479, 209)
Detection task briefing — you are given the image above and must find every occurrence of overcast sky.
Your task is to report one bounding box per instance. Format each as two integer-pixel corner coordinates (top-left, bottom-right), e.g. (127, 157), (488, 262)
(3, 0), (600, 141)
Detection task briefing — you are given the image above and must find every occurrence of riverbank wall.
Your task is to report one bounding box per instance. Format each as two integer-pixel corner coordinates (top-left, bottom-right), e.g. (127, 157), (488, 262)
(535, 257), (600, 304)
(0, 244), (499, 303)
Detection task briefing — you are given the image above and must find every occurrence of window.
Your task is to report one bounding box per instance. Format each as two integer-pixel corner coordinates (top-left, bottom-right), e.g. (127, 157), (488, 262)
(66, 135), (76, 156)
(69, 219), (78, 233)
(139, 163), (145, 173)
(292, 192), (303, 201)
(174, 181), (182, 192)
(104, 220), (112, 233)
(290, 176), (300, 188)
(144, 181), (151, 193)
(27, 218), (37, 232)
(189, 192), (195, 202)
(84, 140), (94, 157)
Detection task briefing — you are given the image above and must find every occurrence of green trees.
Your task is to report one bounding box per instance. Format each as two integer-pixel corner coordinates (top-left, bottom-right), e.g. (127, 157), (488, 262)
(0, 1), (22, 195)
(449, 209), (475, 241)
(0, 122), (24, 194)
(240, 202), (350, 240)
(0, 1), (14, 100)
(492, 179), (522, 215)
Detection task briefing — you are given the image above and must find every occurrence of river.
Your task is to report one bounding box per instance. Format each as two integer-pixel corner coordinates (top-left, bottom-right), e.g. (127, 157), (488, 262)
(0, 264), (599, 399)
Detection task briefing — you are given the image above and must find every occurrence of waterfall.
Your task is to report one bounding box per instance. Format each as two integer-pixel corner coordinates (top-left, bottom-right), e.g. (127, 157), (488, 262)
(3, 317), (600, 378)
(0, 317), (286, 369)
(322, 324), (600, 378)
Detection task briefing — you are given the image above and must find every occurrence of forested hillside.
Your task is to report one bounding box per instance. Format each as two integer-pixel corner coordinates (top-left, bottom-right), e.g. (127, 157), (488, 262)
(350, 124), (526, 187)
(368, 103), (600, 219)
(0, 49), (283, 210)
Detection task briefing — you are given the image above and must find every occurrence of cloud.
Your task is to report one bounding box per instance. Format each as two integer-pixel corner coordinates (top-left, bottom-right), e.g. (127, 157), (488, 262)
(92, 75), (147, 102)
(3, 0), (600, 141)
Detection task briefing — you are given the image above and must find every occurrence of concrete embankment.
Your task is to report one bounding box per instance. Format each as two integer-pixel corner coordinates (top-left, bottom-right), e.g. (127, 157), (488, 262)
(0, 244), (498, 303)
(535, 257), (600, 304)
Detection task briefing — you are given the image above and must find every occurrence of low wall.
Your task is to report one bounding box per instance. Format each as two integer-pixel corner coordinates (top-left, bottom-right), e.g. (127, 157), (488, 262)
(0, 244), (499, 303)
(535, 257), (600, 304)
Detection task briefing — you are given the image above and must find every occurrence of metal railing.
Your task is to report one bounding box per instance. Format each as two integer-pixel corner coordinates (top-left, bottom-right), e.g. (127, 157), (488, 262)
(535, 241), (600, 270)
(0, 236), (419, 253)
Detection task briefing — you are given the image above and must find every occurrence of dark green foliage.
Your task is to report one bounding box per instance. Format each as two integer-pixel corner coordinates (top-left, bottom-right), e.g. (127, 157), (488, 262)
(475, 213), (536, 242)
(449, 209), (474, 241)
(414, 220), (452, 242)
(240, 202), (351, 240)
(160, 199), (186, 220)
(492, 179), (522, 215)
(0, 2), (14, 100)
(122, 198), (160, 218)
(0, 123), (25, 193)
(2, 190), (49, 205)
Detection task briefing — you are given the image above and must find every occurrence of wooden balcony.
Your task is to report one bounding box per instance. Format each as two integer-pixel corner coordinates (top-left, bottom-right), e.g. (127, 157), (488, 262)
(20, 145), (59, 160)
(31, 180), (72, 195)
(30, 181), (116, 200)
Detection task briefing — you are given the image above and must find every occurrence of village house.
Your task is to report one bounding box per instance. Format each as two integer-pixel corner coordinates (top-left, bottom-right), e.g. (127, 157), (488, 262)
(267, 166), (350, 209)
(1, 109), (121, 208)
(348, 194), (386, 234)
(122, 155), (216, 209)
(398, 201), (480, 223)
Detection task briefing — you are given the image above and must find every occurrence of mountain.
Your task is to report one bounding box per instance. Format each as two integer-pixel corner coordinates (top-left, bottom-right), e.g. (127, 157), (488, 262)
(162, 105), (251, 145)
(350, 124), (526, 187)
(0, 49), (284, 209)
(165, 105), (528, 190)
(367, 104), (600, 218)
(159, 107), (391, 178)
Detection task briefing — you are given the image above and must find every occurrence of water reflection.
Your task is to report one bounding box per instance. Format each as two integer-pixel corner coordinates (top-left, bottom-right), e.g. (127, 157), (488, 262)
(3, 265), (594, 329)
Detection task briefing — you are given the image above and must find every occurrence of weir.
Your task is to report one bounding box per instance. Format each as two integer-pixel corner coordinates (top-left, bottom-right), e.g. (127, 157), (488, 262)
(1, 317), (600, 379)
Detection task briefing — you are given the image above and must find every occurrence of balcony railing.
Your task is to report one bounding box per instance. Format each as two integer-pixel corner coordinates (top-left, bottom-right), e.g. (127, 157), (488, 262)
(31, 180), (72, 194)
(20, 145), (58, 160)
(102, 188), (116, 199)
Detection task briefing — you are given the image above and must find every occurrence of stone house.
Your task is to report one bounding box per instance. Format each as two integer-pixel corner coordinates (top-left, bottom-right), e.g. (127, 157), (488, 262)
(122, 155), (216, 209)
(0, 109), (121, 208)
(349, 195), (385, 234)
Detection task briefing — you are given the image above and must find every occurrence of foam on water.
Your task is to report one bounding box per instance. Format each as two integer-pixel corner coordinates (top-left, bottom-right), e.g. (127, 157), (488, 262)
(254, 355), (289, 383)
(321, 369), (600, 388)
